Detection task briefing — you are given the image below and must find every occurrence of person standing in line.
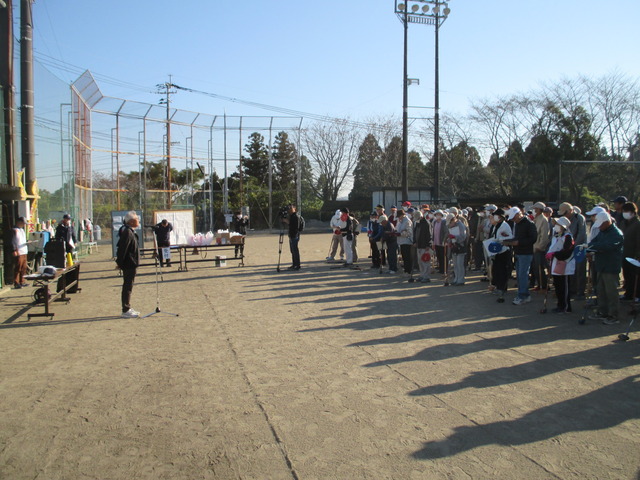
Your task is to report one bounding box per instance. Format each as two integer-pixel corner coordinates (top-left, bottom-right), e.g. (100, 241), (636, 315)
(546, 217), (576, 314)
(587, 211), (624, 325)
(447, 212), (468, 286)
(151, 219), (173, 267)
(12, 216), (29, 289)
(367, 211), (382, 269)
(620, 202), (640, 301)
(396, 209), (413, 275)
(414, 209), (433, 283)
(503, 206), (538, 305)
(380, 215), (398, 274)
(531, 202), (550, 291)
(432, 210), (447, 274)
(490, 208), (513, 303)
(116, 211), (141, 318)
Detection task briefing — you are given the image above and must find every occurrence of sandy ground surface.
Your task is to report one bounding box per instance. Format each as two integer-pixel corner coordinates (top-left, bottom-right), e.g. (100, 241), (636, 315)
(0, 232), (638, 480)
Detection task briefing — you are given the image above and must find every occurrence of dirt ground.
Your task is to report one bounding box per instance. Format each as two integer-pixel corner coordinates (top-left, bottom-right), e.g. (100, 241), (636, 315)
(0, 232), (638, 480)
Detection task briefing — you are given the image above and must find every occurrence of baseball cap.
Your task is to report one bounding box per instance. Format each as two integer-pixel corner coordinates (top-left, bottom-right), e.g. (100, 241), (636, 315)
(402, 201), (411, 207)
(592, 211), (611, 228)
(484, 204), (497, 212)
(390, 205), (397, 209)
(612, 196), (628, 204)
(532, 201), (546, 210)
(494, 208), (506, 217)
(558, 202), (573, 216)
(62, 213), (71, 220)
(375, 204), (384, 209)
(585, 206), (605, 216)
(505, 206), (520, 220)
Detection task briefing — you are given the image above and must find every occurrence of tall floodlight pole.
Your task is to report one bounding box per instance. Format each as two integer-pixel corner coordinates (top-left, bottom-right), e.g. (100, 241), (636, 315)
(394, 0), (451, 204)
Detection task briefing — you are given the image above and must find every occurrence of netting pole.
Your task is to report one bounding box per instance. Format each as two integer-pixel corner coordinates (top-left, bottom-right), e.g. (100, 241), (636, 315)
(268, 117), (273, 230)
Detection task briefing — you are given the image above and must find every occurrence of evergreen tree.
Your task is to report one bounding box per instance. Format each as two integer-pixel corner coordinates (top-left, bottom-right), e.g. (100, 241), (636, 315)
(242, 132), (269, 183)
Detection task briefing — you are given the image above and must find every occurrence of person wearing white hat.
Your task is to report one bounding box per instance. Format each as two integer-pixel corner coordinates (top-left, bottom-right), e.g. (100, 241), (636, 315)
(503, 206), (538, 305)
(545, 216), (576, 313)
(327, 209), (345, 261)
(559, 202), (588, 299)
(488, 208), (513, 302)
(587, 211), (623, 324)
(531, 201), (550, 291)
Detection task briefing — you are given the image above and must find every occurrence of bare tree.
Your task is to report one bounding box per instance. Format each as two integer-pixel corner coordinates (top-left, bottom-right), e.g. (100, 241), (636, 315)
(302, 120), (361, 202)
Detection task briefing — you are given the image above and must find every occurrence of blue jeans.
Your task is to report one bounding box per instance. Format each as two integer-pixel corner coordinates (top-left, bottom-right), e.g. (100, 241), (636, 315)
(289, 236), (300, 267)
(515, 254), (533, 299)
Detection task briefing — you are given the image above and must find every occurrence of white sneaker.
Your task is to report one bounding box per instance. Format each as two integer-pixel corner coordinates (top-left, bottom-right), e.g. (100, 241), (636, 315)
(326, 256), (334, 261)
(121, 308), (140, 318)
(388, 270), (397, 274)
(512, 297), (525, 305)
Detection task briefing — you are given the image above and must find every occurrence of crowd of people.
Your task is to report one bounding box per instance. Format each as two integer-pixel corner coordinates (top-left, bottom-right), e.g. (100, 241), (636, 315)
(317, 197), (639, 325)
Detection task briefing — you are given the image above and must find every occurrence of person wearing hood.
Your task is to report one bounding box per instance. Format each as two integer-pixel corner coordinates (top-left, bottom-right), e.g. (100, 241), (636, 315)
(587, 211), (624, 324)
(489, 208), (513, 303)
(545, 217), (576, 313)
(327, 209), (345, 261)
(396, 209), (414, 274)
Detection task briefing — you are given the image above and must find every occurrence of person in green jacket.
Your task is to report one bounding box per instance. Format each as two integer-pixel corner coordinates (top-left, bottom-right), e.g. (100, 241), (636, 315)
(587, 212), (624, 324)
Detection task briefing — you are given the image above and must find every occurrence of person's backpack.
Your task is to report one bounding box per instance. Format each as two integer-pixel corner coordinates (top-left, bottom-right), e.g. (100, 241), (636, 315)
(298, 215), (305, 233)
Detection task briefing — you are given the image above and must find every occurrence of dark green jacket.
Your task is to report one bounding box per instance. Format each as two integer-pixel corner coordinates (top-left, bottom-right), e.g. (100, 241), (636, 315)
(588, 224), (623, 274)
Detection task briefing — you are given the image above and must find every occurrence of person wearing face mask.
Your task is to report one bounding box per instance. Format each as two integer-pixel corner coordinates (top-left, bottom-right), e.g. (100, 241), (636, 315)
(432, 210), (448, 274)
(620, 202), (640, 301)
(587, 211), (624, 324)
(545, 217), (575, 313)
(489, 208), (513, 303)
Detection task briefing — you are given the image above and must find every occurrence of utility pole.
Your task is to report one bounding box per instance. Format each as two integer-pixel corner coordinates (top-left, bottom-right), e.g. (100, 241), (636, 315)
(157, 77), (176, 209)
(1, 0), (17, 286)
(20, 0), (36, 202)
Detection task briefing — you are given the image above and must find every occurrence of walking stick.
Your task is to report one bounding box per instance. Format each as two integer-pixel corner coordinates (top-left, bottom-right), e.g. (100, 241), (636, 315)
(540, 265), (551, 314)
(579, 258), (593, 324)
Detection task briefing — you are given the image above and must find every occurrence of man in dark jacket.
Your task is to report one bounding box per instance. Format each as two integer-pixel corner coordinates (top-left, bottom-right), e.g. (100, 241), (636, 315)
(232, 211), (249, 259)
(503, 206), (537, 305)
(116, 211), (141, 318)
(414, 211), (433, 282)
(55, 213), (77, 253)
(621, 202), (640, 301)
(588, 212), (624, 325)
(283, 204), (302, 270)
(151, 219), (173, 267)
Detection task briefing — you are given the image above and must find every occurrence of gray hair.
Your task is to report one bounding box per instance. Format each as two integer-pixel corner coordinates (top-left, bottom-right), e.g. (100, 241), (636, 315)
(124, 211), (138, 224)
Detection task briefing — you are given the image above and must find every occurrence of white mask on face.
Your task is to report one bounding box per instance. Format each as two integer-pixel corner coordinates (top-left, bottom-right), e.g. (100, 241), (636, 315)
(493, 215), (501, 222)
(436, 215), (442, 220)
(553, 225), (563, 235)
(623, 212), (634, 220)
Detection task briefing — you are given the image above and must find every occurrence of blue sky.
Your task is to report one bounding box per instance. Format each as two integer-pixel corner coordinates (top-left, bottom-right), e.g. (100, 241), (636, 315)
(29, 0), (640, 119)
